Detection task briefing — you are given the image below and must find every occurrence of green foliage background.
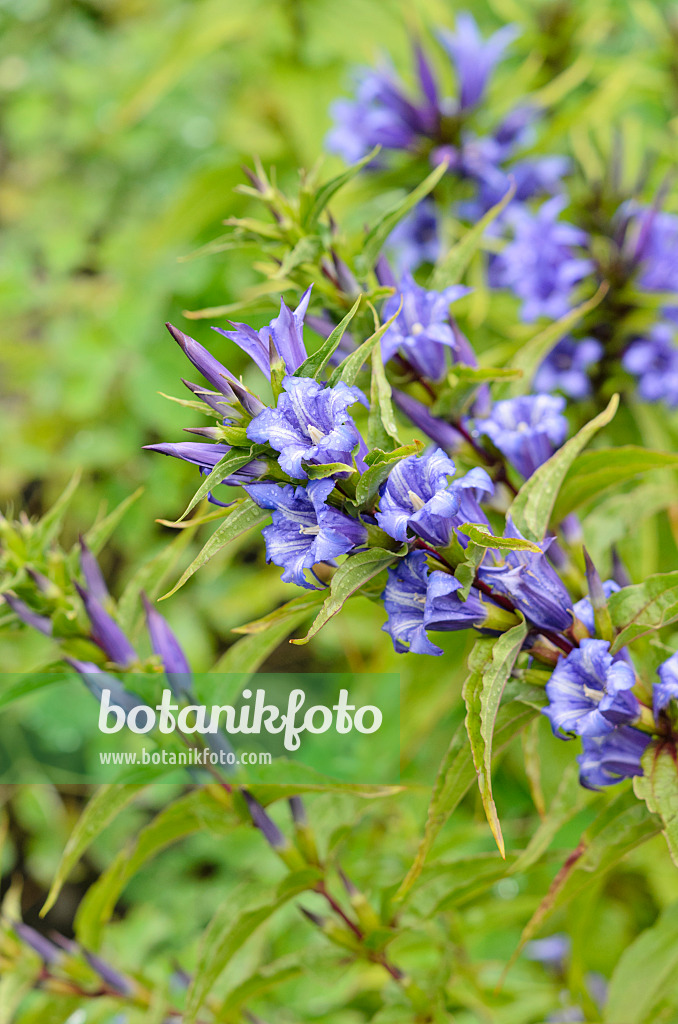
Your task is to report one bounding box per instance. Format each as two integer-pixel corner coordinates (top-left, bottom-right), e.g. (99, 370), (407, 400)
(2, 0), (678, 1020)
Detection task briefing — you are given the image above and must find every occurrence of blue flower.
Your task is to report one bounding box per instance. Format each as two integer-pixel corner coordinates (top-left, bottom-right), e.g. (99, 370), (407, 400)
(387, 200), (440, 273)
(144, 442), (266, 482)
(381, 551), (442, 656)
(534, 337), (603, 400)
(381, 273), (469, 380)
(572, 580), (620, 637)
(475, 394), (567, 480)
(246, 480), (367, 589)
(631, 207), (678, 323)
(543, 639), (639, 738)
(247, 376), (366, 479)
(653, 650), (678, 718)
(166, 323), (237, 398)
(623, 324), (678, 408)
(376, 448), (461, 546)
(392, 389), (465, 449)
(423, 570), (490, 631)
(215, 287), (313, 377)
(490, 197), (594, 322)
(578, 725), (651, 790)
(143, 594), (192, 697)
(437, 13), (518, 110)
(478, 519), (573, 632)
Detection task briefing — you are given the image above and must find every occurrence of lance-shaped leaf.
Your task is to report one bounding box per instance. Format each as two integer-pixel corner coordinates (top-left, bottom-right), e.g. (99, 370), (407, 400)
(290, 546), (405, 646)
(302, 145), (381, 228)
(462, 620), (528, 858)
(79, 487), (144, 556)
(457, 523), (541, 552)
(183, 876), (314, 1024)
(160, 499), (270, 600)
(212, 597), (323, 675)
(170, 448), (264, 524)
(328, 298), (403, 387)
(604, 901), (678, 1024)
(429, 181), (515, 290)
(508, 393), (619, 542)
(42, 785), (146, 917)
(552, 446), (678, 522)
(294, 295), (362, 381)
(393, 693), (539, 906)
(360, 159), (449, 271)
(609, 571), (678, 652)
(634, 744), (678, 866)
(368, 344), (400, 449)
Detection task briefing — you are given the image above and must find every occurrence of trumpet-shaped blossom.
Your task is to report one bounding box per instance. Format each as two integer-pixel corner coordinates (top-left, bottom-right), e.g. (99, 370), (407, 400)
(490, 198), (594, 322)
(631, 207), (678, 322)
(475, 394), (567, 479)
(578, 725), (651, 790)
(478, 520), (573, 632)
(381, 551), (442, 656)
(387, 200), (440, 273)
(423, 571), (491, 631)
(215, 287), (313, 377)
(437, 14), (518, 110)
(653, 650), (678, 717)
(376, 448), (460, 546)
(381, 274), (469, 380)
(534, 337), (603, 400)
(622, 324), (678, 408)
(246, 480), (367, 589)
(247, 376), (366, 479)
(543, 639), (639, 738)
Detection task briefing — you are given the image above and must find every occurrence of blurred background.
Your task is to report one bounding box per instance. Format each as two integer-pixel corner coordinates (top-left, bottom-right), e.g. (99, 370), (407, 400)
(2, 1), (678, 1018)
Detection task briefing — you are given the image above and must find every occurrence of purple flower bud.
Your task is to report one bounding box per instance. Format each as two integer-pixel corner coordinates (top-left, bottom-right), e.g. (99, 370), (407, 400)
(65, 660), (144, 715)
(83, 950), (134, 995)
(75, 583), (137, 668)
(288, 795), (307, 825)
(181, 379), (234, 417)
(392, 390), (463, 449)
(143, 442), (267, 486)
(79, 538), (109, 603)
(143, 595), (192, 690)
(13, 922), (62, 964)
(2, 593), (53, 635)
(572, 580), (620, 637)
(242, 790), (286, 850)
(166, 322), (237, 398)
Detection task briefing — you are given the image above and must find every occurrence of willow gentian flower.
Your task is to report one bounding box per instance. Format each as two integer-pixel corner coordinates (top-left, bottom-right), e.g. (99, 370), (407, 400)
(490, 197), (594, 322)
(376, 448), (461, 546)
(478, 519), (573, 632)
(381, 551), (442, 656)
(543, 639), (639, 738)
(572, 581), (620, 637)
(166, 323), (237, 397)
(631, 207), (678, 321)
(215, 287), (313, 377)
(578, 725), (651, 790)
(144, 441), (266, 482)
(437, 13), (518, 110)
(247, 376), (366, 479)
(534, 337), (603, 400)
(2, 593), (53, 635)
(423, 571), (497, 631)
(622, 324), (678, 408)
(653, 650), (678, 717)
(75, 582), (137, 668)
(475, 394), (567, 479)
(246, 480), (367, 589)
(381, 274), (469, 380)
(387, 200), (440, 273)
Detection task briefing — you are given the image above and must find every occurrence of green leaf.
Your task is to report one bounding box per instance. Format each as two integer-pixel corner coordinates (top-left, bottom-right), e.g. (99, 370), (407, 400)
(212, 602), (321, 674)
(509, 763), (589, 874)
(116, 526), (196, 635)
(355, 441), (424, 507)
(361, 160), (449, 270)
(462, 620), (528, 857)
(634, 744), (678, 866)
(216, 956), (306, 1021)
(393, 695), (538, 906)
(508, 393), (619, 542)
(74, 789), (238, 948)
(552, 446), (678, 521)
(368, 343), (400, 449)
(305, 462), (355, 479)
(502, 284), (608, 396)
(80, 487), (144, 555)
(160, 499), (269, 600)
(604, 901), (678, 1024)
(609, 571), (678, 652)
(503, 791), (660, 976)
(36, 470), (82, 546)
(327, 299), (403, 387)
(42, 784), (145, 917)
(429, 181), (515, 289)
(294, 295), (362, 381)
(457, 523), (541, 552)
(303, 146), (381, 228)
(173, 449), (261, 524)
(183, 877), (311, 1024)
(290, 547), (404, 645)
